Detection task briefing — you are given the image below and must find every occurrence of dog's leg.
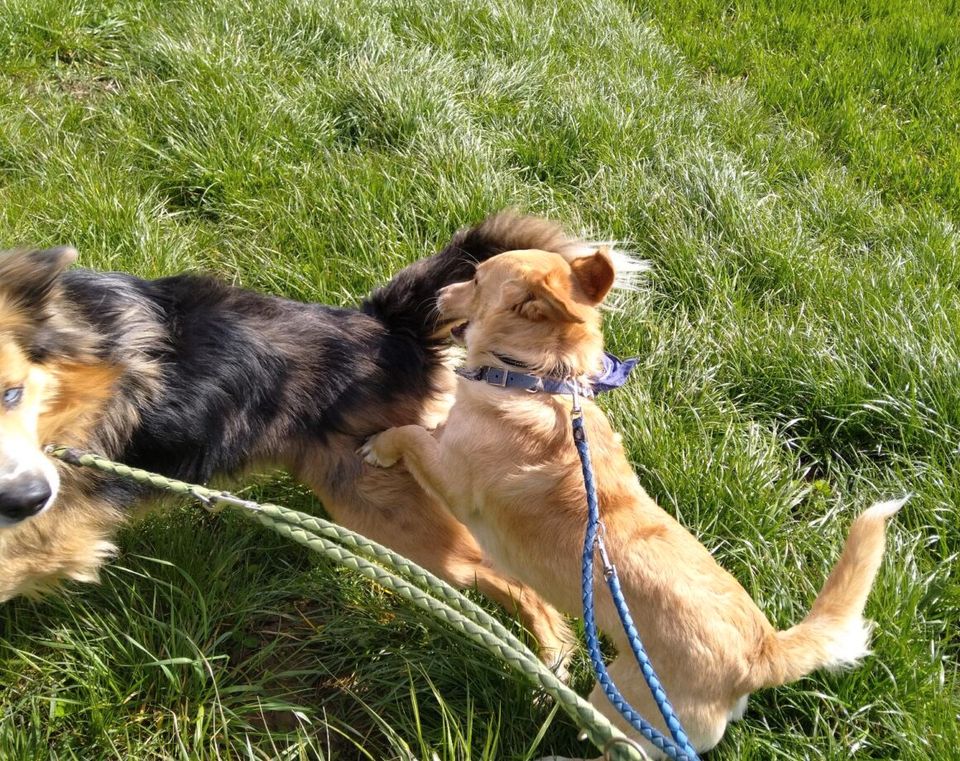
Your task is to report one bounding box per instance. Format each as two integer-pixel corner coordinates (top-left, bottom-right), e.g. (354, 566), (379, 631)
(361, 425), (461, 508)
(457, 556), (577, 679)
(296, 446), (576, 673)
(362, 427), (578, 672)
(432, 540), (577, 679)
(582, 653), (729, 761)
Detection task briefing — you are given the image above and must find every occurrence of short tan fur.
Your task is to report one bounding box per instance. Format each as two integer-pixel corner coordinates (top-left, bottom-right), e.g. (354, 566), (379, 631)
(365, 248), (903, 758)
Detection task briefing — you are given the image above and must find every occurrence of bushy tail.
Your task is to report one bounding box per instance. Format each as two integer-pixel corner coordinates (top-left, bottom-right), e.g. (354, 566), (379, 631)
(361, 212), (588, 339)
(751, 498), (906, 689)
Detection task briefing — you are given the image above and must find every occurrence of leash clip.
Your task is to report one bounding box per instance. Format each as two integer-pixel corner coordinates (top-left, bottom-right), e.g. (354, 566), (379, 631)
(571, 383), (583, 416)
(595, 523), (616, 580)
(191, 490), (225, 514)
(600, 550), (616, 581)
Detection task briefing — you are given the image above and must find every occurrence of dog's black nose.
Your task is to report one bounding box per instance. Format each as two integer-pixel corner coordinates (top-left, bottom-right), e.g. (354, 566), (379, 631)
(0, 477), (52, 523)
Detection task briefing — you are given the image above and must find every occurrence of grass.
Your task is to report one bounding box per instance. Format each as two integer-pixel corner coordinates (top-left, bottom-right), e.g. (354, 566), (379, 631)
(1, 0), (958, 758)
(630, 0), (960, 216)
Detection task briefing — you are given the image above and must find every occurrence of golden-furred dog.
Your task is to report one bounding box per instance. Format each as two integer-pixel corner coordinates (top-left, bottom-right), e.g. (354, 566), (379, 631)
(363, 247), (903, 758)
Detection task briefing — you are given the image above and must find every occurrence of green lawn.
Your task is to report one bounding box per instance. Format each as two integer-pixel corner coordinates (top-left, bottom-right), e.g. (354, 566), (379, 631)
(632, 0), (960, 216)
(1, 0), (958, 759)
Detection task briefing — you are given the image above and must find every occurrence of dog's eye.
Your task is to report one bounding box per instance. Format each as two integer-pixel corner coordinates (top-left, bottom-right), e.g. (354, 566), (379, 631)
(2, 387), (23, 409)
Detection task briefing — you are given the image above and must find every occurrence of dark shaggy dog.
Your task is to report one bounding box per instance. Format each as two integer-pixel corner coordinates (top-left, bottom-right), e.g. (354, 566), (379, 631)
(0, 214), (582, 667)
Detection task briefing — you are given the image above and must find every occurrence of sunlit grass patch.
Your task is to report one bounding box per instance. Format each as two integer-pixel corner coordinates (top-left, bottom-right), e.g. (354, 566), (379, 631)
(1, 0), (957, 758)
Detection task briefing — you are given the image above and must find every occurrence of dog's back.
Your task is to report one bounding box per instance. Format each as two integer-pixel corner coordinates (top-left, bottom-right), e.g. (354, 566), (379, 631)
(50, 213), (575, 485)
(362, 213), (571, 340)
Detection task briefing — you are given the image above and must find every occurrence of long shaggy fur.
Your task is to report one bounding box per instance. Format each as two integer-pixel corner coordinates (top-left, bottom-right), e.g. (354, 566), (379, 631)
(0, 212), (597, 669)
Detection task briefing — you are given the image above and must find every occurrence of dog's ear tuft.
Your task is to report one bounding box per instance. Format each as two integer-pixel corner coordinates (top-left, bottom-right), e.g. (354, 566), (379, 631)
(0, 246), (77, 315)
(570, 247), (615, 305)
(510, 278), (584, 323)
(37, 246), (78, 268)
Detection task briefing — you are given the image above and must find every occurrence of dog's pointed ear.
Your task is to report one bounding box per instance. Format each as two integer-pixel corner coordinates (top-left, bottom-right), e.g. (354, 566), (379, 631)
(502, 277), (584, 323)
(570, 247), (615, 305)
(0, 246), (77, 314)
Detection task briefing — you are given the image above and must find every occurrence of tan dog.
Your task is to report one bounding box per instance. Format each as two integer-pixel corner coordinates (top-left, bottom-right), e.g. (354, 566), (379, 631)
(363, 247), (903, 758)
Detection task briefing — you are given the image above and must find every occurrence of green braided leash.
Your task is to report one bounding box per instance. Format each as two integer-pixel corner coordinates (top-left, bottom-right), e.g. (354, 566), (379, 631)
(47, 446), (648, 761)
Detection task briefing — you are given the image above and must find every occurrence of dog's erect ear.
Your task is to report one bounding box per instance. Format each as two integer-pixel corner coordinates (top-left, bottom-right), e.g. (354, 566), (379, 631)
(502, 277), (584, 324)
(0, 246), (77, 315)
(570, 247), (615, 305)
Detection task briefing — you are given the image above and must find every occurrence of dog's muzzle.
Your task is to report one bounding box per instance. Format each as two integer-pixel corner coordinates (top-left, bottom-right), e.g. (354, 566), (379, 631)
(0, 473), (52, 525)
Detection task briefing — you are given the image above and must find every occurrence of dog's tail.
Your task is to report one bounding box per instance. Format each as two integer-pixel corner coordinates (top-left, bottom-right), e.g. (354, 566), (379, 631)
(361, 212), (589, 339)
(748, 498), (905, 690)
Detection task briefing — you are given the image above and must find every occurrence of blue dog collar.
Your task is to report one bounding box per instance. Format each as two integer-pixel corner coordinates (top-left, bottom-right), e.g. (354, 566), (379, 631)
(457, 352), (637, 397)
(456, 365), (594, 397)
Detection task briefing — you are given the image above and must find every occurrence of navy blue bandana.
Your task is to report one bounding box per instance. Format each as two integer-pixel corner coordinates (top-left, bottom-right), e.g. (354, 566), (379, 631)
(591, 352), (639, 394)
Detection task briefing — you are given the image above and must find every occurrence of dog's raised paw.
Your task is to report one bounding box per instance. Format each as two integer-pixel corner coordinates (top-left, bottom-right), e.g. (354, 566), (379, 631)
(359, 434), (399, 468)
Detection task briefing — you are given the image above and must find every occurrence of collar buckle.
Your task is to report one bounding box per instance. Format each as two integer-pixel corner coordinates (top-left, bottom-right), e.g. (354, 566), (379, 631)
(485, 367), (509, 387)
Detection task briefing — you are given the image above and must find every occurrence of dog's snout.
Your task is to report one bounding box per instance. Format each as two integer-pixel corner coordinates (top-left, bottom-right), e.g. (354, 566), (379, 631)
(437, 281), (467, 315)
(0, 475), (52, 523)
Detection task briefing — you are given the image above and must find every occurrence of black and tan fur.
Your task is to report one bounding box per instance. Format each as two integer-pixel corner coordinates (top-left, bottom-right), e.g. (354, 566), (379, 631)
(0, 214), (593, 668)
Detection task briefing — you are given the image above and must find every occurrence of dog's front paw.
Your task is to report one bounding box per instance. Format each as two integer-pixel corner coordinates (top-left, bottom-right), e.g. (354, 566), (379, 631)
(359, 432), (401, 468)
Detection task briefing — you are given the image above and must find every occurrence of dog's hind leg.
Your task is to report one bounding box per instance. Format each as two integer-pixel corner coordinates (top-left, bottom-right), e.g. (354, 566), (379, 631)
(585, 654), (730, 760)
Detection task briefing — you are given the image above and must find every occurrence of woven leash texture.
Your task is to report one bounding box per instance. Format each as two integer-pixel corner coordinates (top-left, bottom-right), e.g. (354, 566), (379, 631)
(572, 415), (700, 761)
(48, 445), (648, 761)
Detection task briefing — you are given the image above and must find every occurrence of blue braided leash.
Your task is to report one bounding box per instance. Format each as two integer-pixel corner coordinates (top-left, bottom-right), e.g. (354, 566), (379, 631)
(572, 396), (700, 761)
